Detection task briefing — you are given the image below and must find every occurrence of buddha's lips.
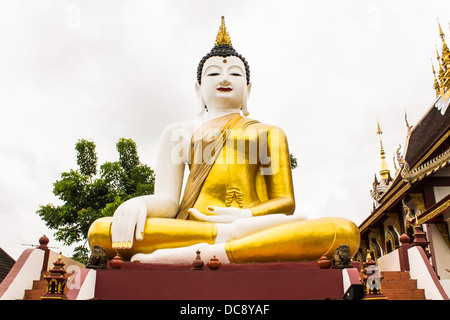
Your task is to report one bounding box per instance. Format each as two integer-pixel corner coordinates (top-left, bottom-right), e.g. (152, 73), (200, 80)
(217, 87), (232, 91)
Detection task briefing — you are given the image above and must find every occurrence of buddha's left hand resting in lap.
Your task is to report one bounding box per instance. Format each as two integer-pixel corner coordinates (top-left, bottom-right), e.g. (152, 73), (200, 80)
(88, 17), (360, 263)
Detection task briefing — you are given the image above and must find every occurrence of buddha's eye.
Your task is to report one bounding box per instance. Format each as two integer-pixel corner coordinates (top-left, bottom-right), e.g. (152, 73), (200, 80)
(230, 73), (243, 77)
(207, 72), (220, 76)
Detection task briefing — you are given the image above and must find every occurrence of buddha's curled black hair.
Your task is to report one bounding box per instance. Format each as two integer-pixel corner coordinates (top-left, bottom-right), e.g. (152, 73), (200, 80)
(197, 44), (250, 85)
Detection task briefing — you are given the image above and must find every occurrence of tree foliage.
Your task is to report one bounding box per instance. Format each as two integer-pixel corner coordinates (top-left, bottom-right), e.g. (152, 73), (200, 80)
(37, 138), (155, 263)
(75, 139), (97, 178)
(290, 153), (298, 170)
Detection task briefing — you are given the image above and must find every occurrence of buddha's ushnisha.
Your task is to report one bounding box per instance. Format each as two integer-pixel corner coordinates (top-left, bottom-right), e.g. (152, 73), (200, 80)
(88, 17), (360, 264)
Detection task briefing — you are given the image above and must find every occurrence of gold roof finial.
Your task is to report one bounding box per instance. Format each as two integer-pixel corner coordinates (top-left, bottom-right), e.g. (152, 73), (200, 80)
(435, 45), (446, 93)
(436, 45), (445, 76)
(438, 18), (446, 40)
(438, 20), (449, 58)
(437, 18), (450, 91)
(215, 16), (232, 46)
(376, 118), (383, 136)
(376, 118), (390, 180)
(366, 250), (372, 261)
(432, 59), (441, 96)
(404, 110), (410, 130)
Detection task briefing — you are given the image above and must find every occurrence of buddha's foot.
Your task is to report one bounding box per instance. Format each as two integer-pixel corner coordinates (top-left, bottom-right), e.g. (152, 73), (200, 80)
(130, 242), (229, 264)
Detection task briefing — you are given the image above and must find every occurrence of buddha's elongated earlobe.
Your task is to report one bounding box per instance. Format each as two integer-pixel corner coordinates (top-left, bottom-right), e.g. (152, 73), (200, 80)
(195, 82), (206, 116)
(241, 103), (249, 117)
(241, 82), (252, 116)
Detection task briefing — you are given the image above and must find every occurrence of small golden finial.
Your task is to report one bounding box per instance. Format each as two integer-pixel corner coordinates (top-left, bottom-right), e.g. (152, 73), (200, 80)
(376, 118), (390, 180)
(404, 110), (410, 130)
(435, 19), (450, 92)
(376, 118), (382, 136)
(215, 16), (232, 46)
(438, 18), (445, 39)
(435, 45), (447, 93)
(437, 19), (450, 61)
(432, 59), (442, 96)
(376, 118), (385, 159)
(393, 153), (398, 173)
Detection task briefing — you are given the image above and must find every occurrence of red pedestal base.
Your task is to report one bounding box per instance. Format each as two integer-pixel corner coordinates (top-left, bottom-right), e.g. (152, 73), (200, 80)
(93, 262), (352, 300)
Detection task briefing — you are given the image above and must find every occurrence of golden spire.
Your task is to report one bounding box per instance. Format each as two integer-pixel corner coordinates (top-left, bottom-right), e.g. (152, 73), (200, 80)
(432, 59), (441, 96)
(215, 16), (232, 46)
(439, 19), (445, 38)
(438, 20), (450, 61)
(376, 119), (390, 180)
(437, 19), (450, 91)
(436, 45), (445, 84)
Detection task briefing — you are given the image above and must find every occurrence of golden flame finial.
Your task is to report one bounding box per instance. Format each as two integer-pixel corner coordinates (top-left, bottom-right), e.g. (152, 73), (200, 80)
(376, 118), (385, 159)
(438, 18), (449, 56)
(376, 118), (390, 180)
(438, 18), (445, 39)
(215, 16), (232, 46)
(376, 118), (383, 136)
(432, 59), (441, 96)
(436, 18), (450, 92)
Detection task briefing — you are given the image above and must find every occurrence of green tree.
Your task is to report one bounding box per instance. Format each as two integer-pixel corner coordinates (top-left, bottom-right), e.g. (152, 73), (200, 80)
(75, 139), (97, 179)
(290, 153), (298, 170)
(37, 138), (155, 263)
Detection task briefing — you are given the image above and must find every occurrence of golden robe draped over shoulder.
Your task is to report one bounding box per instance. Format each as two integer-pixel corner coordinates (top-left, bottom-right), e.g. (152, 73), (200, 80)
(176, 113), (259, 219)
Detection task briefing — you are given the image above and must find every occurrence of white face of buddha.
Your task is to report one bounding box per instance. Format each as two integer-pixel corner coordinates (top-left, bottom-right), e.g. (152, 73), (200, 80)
(196, 56), (251, 116)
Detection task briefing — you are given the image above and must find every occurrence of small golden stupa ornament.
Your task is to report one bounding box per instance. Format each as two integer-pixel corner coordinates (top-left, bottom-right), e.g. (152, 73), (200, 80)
(376, 119), (390, 181)
(362, 251), (387, 300)
(215, 16), (232, 46)
(41, 252), (68, 300)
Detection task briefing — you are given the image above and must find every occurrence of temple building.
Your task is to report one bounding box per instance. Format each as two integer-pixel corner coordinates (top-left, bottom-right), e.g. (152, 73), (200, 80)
(357, 22), (450, 294)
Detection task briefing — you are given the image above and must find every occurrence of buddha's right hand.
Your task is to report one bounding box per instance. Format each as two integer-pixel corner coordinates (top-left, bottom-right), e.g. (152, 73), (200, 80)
(111, 194), (178, 249)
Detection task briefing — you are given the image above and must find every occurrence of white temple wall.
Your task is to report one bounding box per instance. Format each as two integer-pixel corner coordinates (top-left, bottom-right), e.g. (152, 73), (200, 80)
(433, 186), (450, 203)
(428, 223), (450, 280)
(377, 249), (399, 271)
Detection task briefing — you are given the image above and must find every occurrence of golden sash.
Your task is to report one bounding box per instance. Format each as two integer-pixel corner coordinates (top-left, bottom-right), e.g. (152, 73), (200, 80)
(176, 113), (259, 219)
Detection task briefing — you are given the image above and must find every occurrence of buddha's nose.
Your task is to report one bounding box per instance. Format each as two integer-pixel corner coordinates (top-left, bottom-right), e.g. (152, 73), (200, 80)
(219, 74), (231, 85)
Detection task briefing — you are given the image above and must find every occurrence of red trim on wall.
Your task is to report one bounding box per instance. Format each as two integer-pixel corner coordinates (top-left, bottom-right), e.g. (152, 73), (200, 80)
(412, 246), (449, 300)
(0, 249), (34, 298)
(66, 269), (93, 300)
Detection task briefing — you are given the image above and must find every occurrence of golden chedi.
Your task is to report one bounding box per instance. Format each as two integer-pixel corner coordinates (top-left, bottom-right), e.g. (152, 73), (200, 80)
(88, 17), (360, 263)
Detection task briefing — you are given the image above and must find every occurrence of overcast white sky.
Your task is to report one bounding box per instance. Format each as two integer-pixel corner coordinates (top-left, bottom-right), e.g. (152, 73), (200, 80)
(0, 0), (449, 260)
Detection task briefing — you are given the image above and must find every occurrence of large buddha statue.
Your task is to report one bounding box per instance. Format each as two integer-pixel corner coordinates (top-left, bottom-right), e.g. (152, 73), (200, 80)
(88, 17), (360, 263)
